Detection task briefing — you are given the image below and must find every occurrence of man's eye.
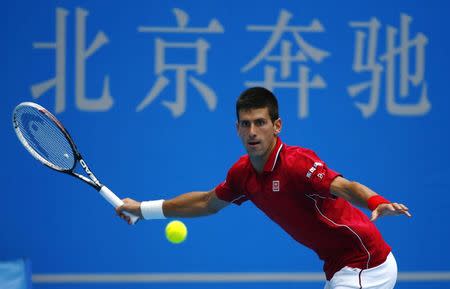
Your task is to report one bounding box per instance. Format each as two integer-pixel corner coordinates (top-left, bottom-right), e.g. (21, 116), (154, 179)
(256, 119), (266, 126)
(240, 121), (250, 127)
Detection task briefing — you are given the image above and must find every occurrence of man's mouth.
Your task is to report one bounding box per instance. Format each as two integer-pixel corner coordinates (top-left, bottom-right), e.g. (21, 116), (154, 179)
(248, 140), (261, 146)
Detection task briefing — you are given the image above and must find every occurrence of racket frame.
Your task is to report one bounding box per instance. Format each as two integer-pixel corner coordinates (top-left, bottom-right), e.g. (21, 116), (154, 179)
(13, 102), (101, 189)
(13, 102), (139, 223)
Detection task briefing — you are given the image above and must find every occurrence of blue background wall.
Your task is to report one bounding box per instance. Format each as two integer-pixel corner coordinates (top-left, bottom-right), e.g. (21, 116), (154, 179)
(2, 1), (449, 288)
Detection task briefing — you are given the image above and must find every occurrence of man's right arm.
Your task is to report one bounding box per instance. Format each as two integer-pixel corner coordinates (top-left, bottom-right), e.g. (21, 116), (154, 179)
(116, 190), (230, 224)
(163, 190), (230, 217)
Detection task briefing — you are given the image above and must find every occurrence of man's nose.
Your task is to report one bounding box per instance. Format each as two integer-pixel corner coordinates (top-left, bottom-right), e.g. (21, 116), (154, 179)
(249, 123), (257, 137)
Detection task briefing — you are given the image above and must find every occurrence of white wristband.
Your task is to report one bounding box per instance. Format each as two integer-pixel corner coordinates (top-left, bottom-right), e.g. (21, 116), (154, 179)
(140, 200), (166, 220)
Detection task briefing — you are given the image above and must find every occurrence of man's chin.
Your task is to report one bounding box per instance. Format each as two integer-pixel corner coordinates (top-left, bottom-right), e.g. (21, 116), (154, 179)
(246, 148), (264, 158)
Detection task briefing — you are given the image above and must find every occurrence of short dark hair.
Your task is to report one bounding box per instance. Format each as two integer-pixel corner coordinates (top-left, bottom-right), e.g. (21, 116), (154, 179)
(236, 87), (279, 122)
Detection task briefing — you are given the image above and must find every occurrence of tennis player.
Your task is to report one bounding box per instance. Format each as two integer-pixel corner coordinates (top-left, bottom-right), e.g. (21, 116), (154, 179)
(117, 87), (411, 289)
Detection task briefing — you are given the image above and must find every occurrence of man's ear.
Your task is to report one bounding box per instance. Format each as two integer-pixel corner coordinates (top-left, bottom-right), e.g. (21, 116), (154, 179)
(274, 118), (282, 135)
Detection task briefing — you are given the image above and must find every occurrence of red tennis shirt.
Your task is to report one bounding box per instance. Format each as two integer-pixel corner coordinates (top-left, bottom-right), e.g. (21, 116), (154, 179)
(215, 138), (391, 280)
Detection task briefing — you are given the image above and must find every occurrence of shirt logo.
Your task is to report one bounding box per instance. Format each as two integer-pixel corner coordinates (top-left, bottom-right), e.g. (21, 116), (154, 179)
(306, 162), (324, 179)
(272, 180), (280, 192)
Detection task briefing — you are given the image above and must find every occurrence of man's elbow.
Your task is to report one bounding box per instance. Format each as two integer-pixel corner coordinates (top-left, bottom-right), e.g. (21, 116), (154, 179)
(337, 180), (361, 200)
(347, 181), (362, 192)
(206, 206), (221, 215)
(204, 190), (228, 215)
(202, 192), (221, 215)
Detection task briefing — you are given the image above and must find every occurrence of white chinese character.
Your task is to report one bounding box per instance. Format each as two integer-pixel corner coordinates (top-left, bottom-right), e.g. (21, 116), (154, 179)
(348, 18), (382, 117)
(137, 8), (224, 118)
(242, 9), (330, 118)
(31, 7), (113, 113)
(348, 14), (430, 118)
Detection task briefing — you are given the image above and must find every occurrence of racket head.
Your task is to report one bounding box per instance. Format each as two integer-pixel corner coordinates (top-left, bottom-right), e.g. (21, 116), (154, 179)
(13, 102), (79, 172)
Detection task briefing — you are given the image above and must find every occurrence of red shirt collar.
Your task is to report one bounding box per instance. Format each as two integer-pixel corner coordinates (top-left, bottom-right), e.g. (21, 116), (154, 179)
(263, 137), (284, 172)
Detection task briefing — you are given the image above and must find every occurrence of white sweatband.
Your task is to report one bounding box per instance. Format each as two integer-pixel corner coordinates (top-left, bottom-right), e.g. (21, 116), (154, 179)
(140, 200), (166, 220)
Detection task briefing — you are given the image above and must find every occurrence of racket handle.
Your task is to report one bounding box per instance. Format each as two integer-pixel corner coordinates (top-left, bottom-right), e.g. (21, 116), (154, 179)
(99, 186), (139, 225)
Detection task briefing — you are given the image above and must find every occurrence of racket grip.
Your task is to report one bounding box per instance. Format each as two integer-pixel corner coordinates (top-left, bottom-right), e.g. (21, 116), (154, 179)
(99, 186), (139, 225)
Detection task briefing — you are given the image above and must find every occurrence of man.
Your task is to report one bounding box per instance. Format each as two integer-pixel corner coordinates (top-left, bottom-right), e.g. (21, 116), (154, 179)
(117, 87), (411, 289)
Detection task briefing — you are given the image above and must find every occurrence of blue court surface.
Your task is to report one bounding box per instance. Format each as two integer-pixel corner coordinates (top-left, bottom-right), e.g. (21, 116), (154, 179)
(31, 278), (450, 289)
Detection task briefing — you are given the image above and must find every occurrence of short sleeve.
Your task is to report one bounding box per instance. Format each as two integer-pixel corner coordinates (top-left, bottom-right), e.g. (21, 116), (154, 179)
(215, 169), (248, 205)
(295, 149), (342, 197)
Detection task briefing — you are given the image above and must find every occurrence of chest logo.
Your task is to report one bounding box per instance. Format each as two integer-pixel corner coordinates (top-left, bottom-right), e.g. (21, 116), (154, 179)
(272, 180), (280, 192)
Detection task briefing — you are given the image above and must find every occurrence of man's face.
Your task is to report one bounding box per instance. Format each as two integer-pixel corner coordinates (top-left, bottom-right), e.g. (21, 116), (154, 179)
(237, 107), (281, 159)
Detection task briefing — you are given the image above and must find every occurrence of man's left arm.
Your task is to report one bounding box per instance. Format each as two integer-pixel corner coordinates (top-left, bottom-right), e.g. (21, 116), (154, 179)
(330, 176), (412, 221)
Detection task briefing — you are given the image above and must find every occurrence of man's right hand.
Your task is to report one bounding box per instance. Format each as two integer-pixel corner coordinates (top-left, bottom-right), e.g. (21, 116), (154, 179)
(116, 198), (143, 224)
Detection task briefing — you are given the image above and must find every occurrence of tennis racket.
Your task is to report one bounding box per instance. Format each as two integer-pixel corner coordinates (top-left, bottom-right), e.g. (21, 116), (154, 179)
(12, 102), (139, 224)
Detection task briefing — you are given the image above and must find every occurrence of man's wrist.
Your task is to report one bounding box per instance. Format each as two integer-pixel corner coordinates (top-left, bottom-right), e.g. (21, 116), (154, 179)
(367, 195), (390, 211)
(140, 200), (166, 220)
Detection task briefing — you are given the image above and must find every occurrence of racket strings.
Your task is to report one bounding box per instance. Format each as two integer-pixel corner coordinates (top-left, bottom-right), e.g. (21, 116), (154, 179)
(15, 106), (75, 171)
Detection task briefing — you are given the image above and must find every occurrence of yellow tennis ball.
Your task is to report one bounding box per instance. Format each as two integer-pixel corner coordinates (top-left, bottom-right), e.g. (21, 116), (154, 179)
(165, 220), (187, 244)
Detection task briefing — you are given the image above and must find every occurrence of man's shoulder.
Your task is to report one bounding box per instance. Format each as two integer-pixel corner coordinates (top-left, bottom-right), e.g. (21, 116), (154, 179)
(229, 154), (251, 172)
(283, 144), (320, 162)
(280, 144), (327, 177)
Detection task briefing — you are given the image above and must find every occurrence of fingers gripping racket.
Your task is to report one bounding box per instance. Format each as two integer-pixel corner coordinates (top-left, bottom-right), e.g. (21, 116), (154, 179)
(13, 102), (139, 224)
